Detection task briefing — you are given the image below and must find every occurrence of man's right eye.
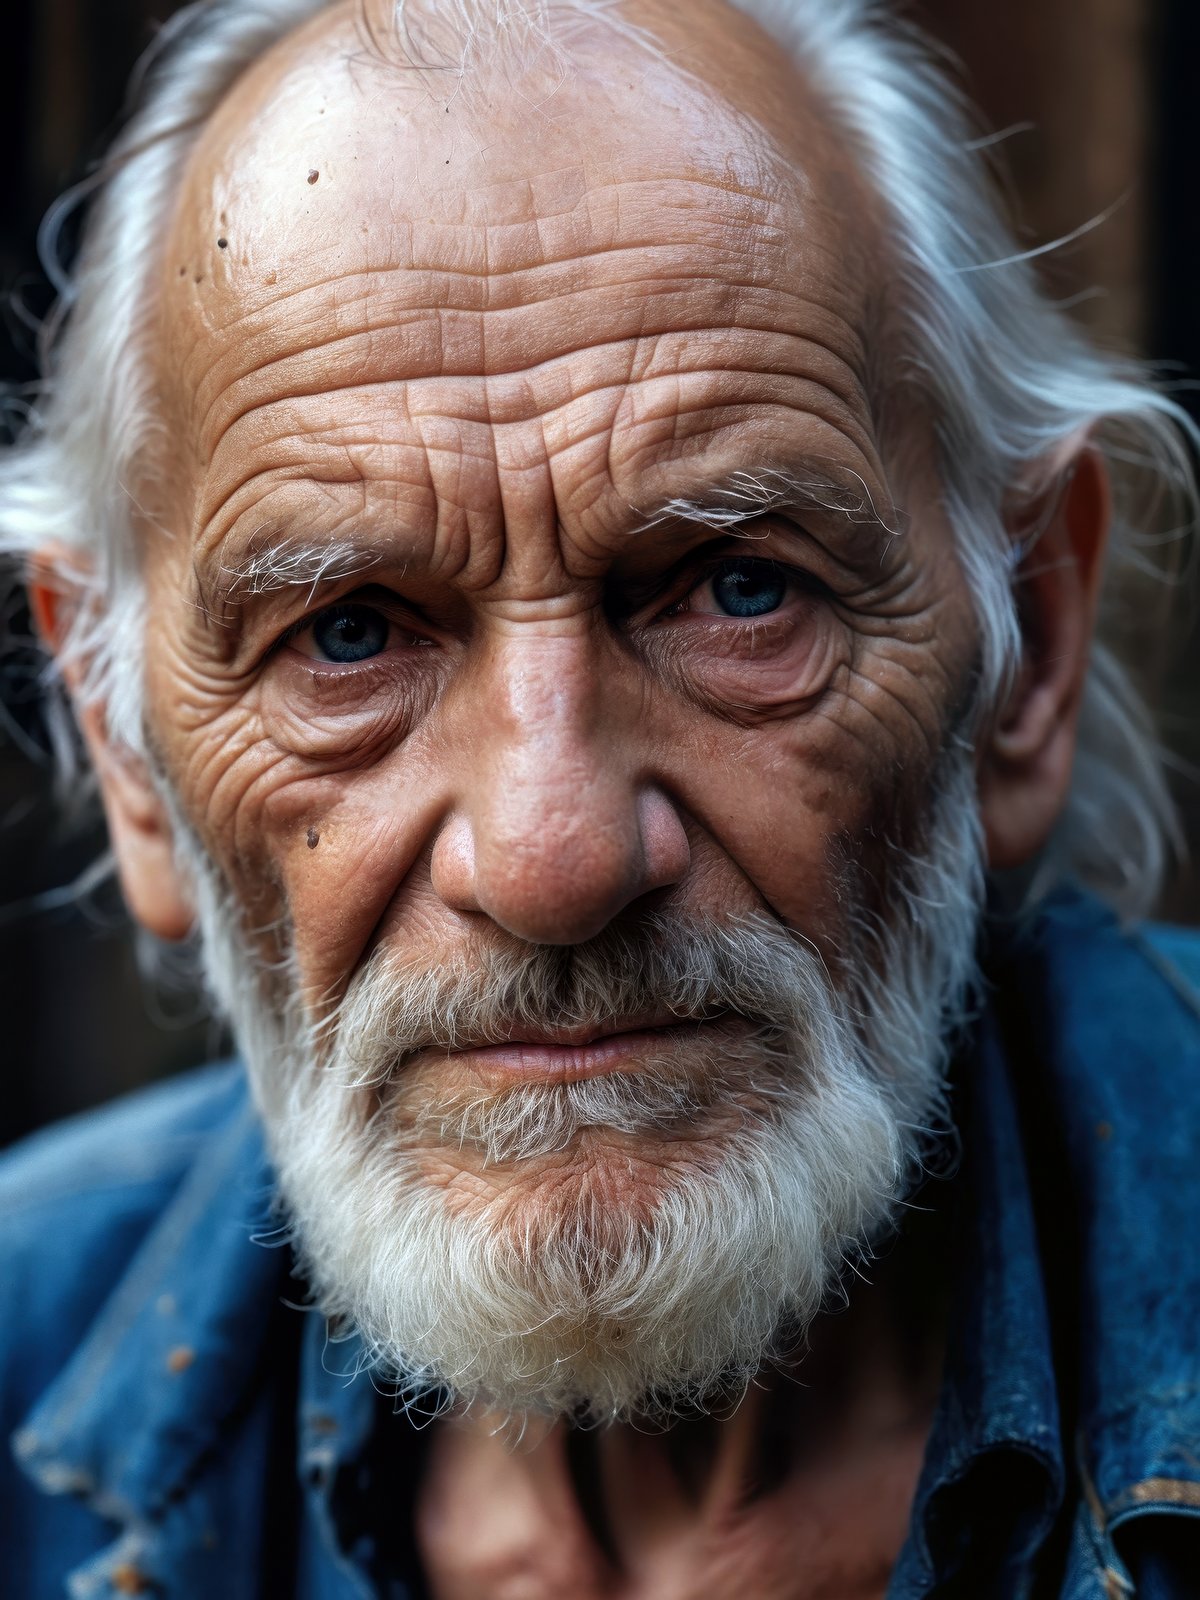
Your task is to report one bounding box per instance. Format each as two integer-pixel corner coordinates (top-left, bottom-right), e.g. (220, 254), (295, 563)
(292, 603), (393, 664)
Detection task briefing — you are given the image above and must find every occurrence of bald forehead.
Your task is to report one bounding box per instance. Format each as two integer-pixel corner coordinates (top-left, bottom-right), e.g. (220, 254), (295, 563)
(185, 0), (862, 182)
(159, 0), (880, 341)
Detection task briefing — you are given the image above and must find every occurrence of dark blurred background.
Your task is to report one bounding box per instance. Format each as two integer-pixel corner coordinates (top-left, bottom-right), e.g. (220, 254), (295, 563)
(1, 0), (1197, 1147)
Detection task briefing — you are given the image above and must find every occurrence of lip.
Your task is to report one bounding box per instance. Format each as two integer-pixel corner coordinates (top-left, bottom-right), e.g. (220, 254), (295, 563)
(427, 1017), (724, 1085)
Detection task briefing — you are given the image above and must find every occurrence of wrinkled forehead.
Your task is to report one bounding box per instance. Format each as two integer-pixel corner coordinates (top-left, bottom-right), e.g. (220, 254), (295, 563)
(153, 0), (884, 510)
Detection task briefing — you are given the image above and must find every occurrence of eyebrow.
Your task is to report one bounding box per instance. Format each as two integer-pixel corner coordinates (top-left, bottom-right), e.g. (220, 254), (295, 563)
(195, 535), (385, 627)
(631, 465), (904, 543)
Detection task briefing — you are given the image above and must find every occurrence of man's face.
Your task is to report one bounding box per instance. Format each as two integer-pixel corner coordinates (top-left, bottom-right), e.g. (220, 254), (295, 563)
(127, 0), (985, 1415)
(148, 0), (977, 987)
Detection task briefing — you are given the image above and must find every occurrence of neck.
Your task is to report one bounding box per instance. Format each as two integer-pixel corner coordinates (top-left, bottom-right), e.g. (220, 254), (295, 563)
(416, 1227), (949, 1600)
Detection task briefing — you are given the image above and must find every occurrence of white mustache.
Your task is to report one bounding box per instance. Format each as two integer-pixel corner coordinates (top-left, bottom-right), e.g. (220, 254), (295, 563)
(322, 909), (840, 1091)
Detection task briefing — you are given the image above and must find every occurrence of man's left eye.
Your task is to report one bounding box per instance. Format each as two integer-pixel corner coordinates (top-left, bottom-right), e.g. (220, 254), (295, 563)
(684, 559), (792, 618)
(293, 603), (392, 663)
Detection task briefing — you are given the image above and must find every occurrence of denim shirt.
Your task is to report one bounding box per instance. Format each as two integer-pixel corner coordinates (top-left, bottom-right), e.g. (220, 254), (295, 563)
(3, 891), (1199, 1599)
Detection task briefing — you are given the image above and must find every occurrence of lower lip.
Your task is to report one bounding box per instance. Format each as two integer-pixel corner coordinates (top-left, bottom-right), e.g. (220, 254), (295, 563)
(446, 1026), (698, 1084)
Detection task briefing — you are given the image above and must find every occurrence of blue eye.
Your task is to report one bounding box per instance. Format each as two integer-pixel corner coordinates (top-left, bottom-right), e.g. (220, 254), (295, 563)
(310, 604), (390, 662)
(710, 560), (787, 617)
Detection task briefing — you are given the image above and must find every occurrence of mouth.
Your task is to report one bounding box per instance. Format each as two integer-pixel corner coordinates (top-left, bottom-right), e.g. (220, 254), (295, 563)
(419, 1015), (735, 1086)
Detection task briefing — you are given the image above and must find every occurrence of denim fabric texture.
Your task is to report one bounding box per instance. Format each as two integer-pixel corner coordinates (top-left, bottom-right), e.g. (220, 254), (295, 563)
(2, 889), (1199, 1598)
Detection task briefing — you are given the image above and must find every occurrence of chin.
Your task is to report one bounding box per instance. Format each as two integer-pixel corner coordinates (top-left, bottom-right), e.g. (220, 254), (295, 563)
(266, 1049), (910, 1423)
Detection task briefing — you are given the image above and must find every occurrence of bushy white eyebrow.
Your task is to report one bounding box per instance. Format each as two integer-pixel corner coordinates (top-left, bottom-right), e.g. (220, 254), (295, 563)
(632, 467), (905, 540)
(204, 537), (384, 621)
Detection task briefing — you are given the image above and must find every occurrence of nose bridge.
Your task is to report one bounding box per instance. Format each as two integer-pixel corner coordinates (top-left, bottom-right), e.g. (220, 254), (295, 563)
(439, 628), (683, 944)
(493, 629), (602, 776)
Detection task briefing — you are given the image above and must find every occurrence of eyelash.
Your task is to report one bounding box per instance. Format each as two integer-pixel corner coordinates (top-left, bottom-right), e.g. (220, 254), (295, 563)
(276, 595), (423, 650)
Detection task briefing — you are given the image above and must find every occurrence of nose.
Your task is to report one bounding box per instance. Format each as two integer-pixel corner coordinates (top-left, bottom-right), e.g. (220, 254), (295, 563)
(430, 635), (689, 945)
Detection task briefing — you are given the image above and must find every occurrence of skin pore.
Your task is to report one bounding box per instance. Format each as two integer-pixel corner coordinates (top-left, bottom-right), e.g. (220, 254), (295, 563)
(36, 0), (1110, 1593)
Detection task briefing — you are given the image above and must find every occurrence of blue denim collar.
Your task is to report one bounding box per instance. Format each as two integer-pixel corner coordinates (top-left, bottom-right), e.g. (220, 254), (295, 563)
(1001, 896), (1200, 1580)
(10, 1087), (287, 1597)
(892, 1006), (1064, 1595)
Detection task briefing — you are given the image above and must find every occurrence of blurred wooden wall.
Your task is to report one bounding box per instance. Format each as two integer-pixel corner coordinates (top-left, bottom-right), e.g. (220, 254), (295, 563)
(921, 0), (1151, 352)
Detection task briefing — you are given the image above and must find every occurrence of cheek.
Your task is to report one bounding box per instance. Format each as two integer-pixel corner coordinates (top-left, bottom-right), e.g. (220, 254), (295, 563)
(258, 744), (454, 1008)
(188, 739), (453, 1009)
(661, 674), (956, 962)
(146, 684), (416, 999)
(140, 605), (445, 996)
(665, 724), (865, 957)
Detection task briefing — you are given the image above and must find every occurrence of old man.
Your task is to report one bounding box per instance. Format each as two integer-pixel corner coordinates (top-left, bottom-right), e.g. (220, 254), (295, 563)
(2, 0), (1199, 1595)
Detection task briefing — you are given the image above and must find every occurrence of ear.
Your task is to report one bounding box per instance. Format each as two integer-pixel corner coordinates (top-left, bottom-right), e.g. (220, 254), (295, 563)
(28, 571), (196, 942)
(979, 447), (1110, 871)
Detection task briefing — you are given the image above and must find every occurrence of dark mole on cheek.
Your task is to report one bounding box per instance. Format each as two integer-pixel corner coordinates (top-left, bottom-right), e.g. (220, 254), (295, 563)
(307, 827), (320, 849)
(307, 169), (319, 184)
(217, 236), (228, 249)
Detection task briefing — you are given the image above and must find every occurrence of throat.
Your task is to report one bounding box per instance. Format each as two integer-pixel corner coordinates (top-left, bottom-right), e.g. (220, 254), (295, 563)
(415, 1255), (948, 1600)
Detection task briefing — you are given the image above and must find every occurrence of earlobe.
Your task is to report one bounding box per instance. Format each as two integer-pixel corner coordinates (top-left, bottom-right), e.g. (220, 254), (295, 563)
(28, 570), (196, 943)
(979, 449), (1110, 871)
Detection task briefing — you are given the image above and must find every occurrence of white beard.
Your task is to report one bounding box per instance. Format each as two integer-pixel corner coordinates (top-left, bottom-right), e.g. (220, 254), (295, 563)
(170, 747), (984, 1424)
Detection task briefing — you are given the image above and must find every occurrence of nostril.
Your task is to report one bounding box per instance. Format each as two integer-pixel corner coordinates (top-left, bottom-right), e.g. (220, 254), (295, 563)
(637, 787), (691, 893)
(429, 812), (478, 914)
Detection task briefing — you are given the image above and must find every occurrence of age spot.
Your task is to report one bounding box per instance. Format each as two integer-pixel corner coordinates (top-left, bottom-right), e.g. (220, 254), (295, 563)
(307, 827), (320, 849)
